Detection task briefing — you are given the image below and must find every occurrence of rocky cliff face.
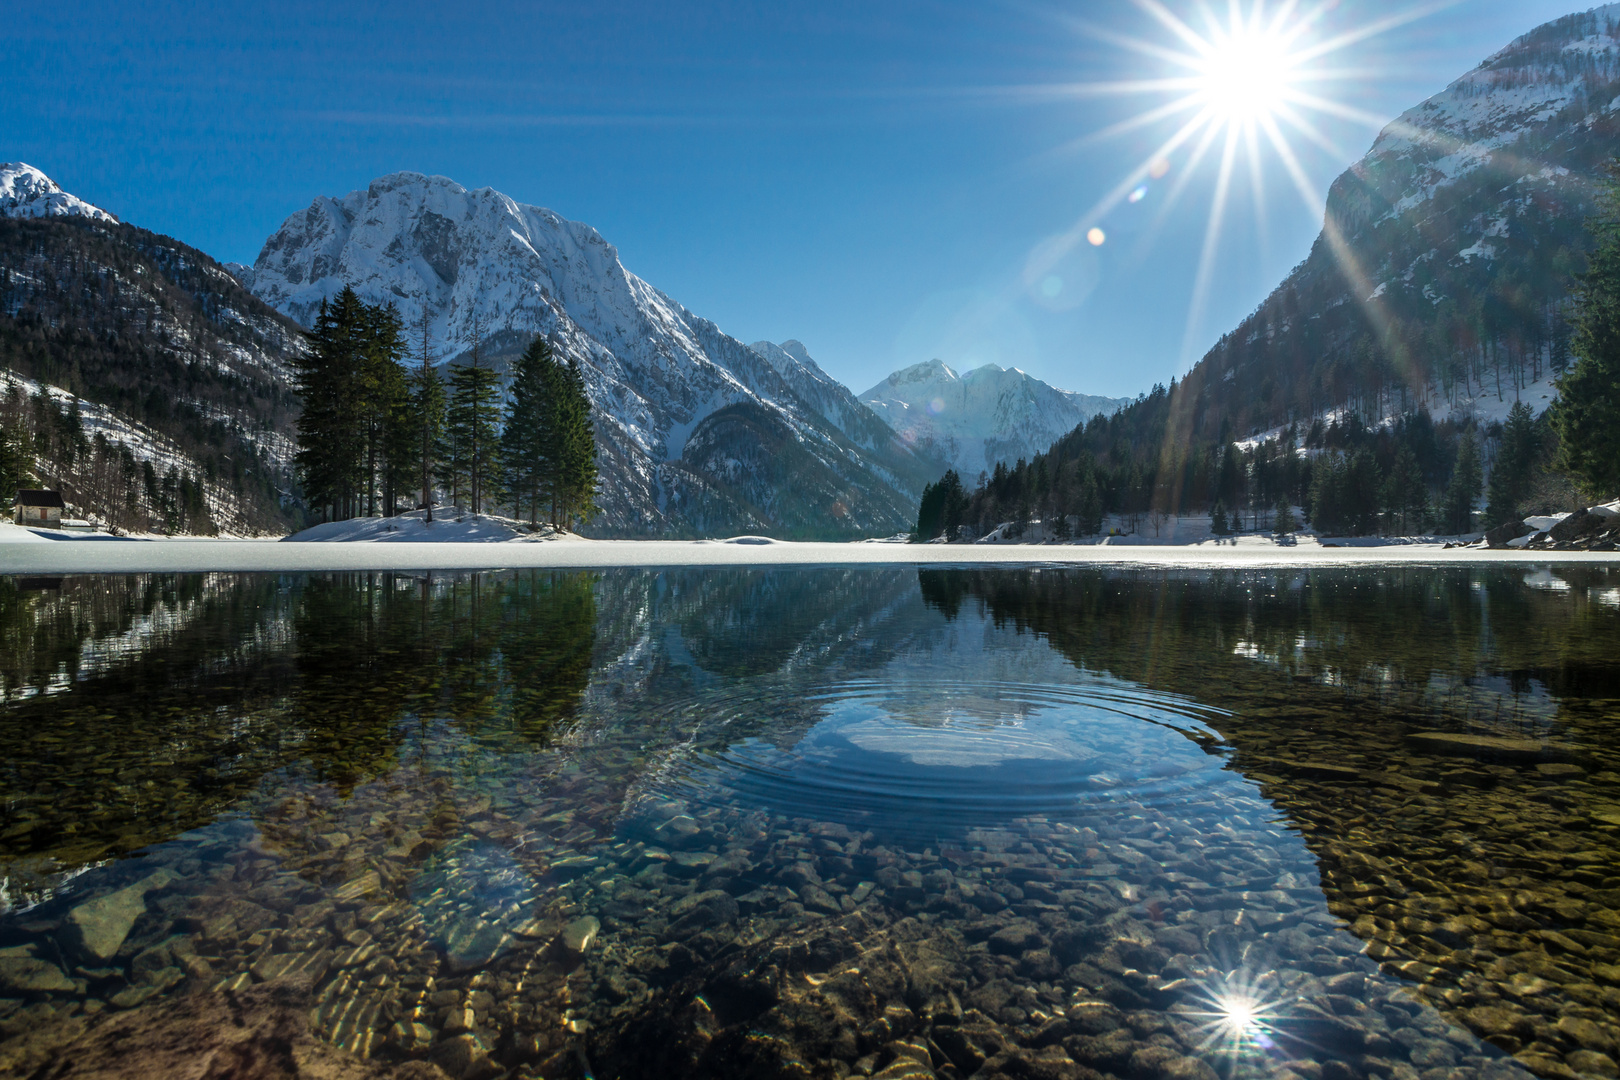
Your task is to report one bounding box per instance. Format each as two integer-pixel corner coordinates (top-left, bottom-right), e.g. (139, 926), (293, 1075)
(242, 172), (939, 537)
(859, 360), (1127, 481)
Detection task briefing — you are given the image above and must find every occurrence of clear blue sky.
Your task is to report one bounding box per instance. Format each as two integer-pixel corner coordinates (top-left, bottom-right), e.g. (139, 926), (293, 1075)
(7, 0), (1586, 398)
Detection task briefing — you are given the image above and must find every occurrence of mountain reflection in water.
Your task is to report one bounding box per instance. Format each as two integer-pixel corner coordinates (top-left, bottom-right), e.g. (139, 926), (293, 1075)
(0, 566), (1614, 1080)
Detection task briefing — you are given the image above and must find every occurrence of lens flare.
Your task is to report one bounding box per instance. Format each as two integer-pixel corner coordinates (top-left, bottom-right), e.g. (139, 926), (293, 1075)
(1128, 185), (1149, 203)
(1087, 227), (1107, 246)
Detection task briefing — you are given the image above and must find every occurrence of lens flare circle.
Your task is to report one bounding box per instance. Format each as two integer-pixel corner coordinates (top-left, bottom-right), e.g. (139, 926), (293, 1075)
(1086, 227), (1107, 246)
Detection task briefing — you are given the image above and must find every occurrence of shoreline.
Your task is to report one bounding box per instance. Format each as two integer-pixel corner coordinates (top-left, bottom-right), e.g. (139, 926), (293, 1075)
(3, 534), (1618, 574)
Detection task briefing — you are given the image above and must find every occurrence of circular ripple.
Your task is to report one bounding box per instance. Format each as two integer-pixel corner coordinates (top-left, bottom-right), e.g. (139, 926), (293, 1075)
(646, 677), (1236, 844)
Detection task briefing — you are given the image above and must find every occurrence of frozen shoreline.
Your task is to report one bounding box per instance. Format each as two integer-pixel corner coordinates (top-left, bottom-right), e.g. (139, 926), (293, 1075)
(2, 528), (1616, 574)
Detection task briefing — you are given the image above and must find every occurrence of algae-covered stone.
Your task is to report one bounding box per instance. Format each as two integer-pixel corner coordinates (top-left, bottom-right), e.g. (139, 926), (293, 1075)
(62, 869), (176, 963)
(0, 957), (74, 994)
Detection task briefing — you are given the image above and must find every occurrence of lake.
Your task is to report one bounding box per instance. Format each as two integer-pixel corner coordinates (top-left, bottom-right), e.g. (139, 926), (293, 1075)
(1, 565), (1617, 1080)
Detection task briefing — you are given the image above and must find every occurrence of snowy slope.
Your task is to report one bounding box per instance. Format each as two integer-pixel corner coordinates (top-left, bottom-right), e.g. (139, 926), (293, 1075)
(0, 163), (116, 223)
(860, 360), (1127, 481)
(245, 172), (935, 537)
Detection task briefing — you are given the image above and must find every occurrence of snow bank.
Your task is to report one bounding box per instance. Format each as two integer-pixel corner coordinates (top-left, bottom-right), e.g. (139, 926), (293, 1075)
(282, 510), (575, 544)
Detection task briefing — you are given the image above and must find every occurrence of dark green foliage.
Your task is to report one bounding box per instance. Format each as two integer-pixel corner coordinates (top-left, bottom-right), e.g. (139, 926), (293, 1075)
(408, 316), (447, 520)
(914, 469), (966, 541)
(1383, 444), (1429, 534)
(1442, 432), (1482, 534)
(1554, 173), (1620, 500)
(445, 343), (503, 515)
(1273, 497), (1298, 535)
(1210, 501), (1229, 535)
(0, 408), (36, 500)
(554, 358), (598, 529)
(1486, 401), (1540, 526)
(502, 336), (562, 525)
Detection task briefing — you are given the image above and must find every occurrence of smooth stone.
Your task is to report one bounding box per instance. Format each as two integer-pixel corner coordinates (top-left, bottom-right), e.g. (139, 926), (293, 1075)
(0, 958), (74, 994)
(1404, 731), (1572, 763)
(443, 918), (508, 973)
(331, 870), (382, 905)
(430, 1032), (501, 1080)
(561, 916), (600, 953)
(62, 870), (176, 963)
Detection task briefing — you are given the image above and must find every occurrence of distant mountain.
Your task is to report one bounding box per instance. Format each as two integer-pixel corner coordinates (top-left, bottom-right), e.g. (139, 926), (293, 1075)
(1169, 4), (1620, 440)
(242, 172), (940, 538)
(0, 166), (304, 534)
(0, 162), (117, 224)
(859, 359), (1127, 481)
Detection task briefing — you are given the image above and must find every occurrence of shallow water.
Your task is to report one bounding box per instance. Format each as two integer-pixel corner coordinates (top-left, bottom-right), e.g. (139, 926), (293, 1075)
(1, 567), (1618, 1079)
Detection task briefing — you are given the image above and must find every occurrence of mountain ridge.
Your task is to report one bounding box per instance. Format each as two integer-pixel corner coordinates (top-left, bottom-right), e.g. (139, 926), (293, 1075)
(861, 359), (1127, 481)
(241, 171), (943, 537)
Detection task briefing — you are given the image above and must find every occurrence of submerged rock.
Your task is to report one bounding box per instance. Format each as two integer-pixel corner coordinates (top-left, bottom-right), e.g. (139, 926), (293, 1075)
(61, 870), (176, 964)
(561, 916), (600, 953)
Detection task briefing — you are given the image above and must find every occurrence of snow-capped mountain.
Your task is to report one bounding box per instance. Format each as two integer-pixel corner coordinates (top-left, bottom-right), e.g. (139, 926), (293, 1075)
(860, 360), (1126, 481)
(1163, 4), (1620, 443)
(242, 172), (939, 537)
(0, 162), (117, 223)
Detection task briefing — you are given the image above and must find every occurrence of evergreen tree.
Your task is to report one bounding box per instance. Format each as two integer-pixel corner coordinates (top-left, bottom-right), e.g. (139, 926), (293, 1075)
(291, 287), (370, 520)
(1486, 401), (1538, 525)
(1210, 501), (1229, 535)
(1383, 444), (1429, 535)
(554, 358), (598, 529)
(408, 312), (446, 521)
(1555, 171), (1620, 499)
(0, 418), (36, 501)
(362, 303), (409, 516)
(1273, 496), (1297, 535)
(501, 336), (561, 525)
(446, 344), (503, 515)
(1443, 431), (1482, 534)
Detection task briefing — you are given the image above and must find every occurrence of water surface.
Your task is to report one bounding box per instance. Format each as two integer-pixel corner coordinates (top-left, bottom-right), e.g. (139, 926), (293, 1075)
(1, 566), (1618, 1080)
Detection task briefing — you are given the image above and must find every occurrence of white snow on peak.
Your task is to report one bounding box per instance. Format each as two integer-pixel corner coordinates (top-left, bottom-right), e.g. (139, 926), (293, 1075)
(246, 172), (923, 532)
(859, 360), (1127, 481)
(0, 163), (117, 224)
(1350, 5), (1620, 227)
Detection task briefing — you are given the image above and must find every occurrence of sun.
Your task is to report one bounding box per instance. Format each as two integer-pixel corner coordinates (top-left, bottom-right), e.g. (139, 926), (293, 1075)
(1020, 0), (1436, 366)
(1195, 24), (1298, 123)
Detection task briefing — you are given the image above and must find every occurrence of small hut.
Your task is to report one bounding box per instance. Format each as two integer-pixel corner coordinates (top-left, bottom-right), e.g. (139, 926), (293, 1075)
(15, 489), (65, 527)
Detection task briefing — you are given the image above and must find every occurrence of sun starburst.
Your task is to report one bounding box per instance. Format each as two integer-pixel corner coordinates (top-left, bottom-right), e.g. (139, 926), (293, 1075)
(1025, 0), (1456, 365)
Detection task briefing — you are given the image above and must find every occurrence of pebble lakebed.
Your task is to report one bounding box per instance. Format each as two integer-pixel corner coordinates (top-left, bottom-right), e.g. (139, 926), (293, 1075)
(0, 567), (1615, 1080)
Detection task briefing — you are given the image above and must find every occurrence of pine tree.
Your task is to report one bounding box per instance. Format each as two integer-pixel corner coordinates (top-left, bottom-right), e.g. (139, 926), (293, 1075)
(1486, 401), (1538, 525)
(445, 325), (503, 515)
(1272, 497), (1297, 535)
(554, 358), (598, 529)
(408, 311), (446, 522)
(502, 336), (561, 525)
(1555, 171), (1620, 499)
(1443, 431), (1482, 534)
(0, 418), (35, 502)
(362, 303), (409, 516)
(1383, 444), (1429, 535)
(292, 288), (370, 520)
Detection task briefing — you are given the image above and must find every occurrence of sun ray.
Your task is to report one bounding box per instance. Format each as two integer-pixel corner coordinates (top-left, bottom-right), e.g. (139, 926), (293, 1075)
(1180, 122), (1243, 367)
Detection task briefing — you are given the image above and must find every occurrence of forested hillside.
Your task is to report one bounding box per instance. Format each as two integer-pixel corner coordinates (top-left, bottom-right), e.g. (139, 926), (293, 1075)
(0, 215), (305, 534)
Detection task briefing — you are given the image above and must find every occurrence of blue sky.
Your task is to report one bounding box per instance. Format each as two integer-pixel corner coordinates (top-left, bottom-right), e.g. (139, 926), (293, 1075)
(8, 0), (1585, 397)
